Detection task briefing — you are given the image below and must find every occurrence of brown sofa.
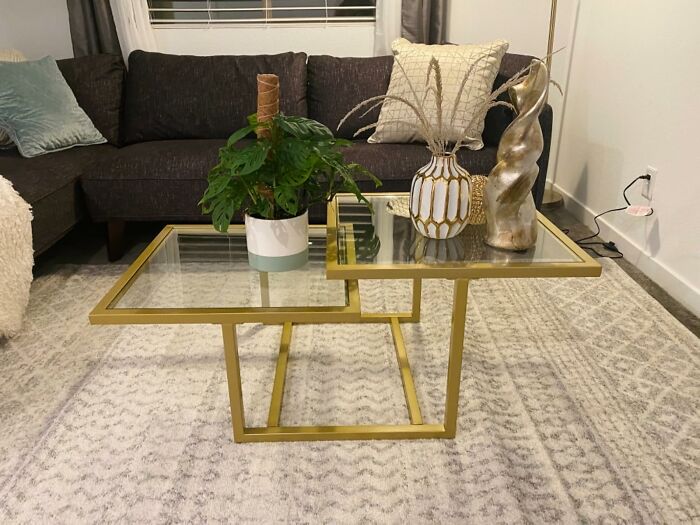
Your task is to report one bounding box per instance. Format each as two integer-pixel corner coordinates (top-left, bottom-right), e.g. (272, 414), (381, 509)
(0, 51), (552, 259)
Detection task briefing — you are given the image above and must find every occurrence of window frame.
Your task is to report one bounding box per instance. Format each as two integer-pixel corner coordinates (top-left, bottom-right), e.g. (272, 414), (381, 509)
(147, 0), (377, 28)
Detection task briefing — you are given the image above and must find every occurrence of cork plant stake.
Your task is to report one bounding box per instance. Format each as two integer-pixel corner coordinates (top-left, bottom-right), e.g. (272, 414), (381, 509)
(256, 74), (280, 139)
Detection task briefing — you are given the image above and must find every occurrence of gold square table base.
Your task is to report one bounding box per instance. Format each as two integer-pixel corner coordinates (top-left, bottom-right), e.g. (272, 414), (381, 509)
(222, 278), (469, 443)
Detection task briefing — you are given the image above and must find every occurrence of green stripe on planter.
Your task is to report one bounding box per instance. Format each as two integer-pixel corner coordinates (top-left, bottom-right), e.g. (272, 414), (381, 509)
(248, 249), (309, 272)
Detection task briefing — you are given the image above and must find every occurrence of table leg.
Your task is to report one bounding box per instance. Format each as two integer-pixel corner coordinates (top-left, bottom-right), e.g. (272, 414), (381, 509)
(222, 324), (246, 443)
(390, 317), (423, 424)
(267, 322), (293, 427)
(444, 279), (469, 437)
(410, 278), (422, 322)
(259, 272), (270, 307)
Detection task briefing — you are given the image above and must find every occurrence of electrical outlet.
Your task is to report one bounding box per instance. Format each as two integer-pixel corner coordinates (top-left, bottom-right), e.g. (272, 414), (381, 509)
(641, 166), (657, 200)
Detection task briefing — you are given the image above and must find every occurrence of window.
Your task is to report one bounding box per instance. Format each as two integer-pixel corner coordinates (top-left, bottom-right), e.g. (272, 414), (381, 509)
(147, 0), (376, 25)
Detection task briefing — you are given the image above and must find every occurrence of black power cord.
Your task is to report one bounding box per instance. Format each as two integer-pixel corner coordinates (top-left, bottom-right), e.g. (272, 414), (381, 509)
(572, 175), (653, 259)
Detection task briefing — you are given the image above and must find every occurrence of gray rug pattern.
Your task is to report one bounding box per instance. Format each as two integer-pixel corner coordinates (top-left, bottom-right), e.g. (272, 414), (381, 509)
(0, 260), (698, 523)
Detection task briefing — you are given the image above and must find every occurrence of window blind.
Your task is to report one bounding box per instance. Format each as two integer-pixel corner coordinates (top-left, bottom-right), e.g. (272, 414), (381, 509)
(147, 1), (376, 25)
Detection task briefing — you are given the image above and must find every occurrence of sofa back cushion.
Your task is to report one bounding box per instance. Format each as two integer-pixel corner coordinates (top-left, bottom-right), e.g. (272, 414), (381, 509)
(123, 51), (308, 144)
(57, 54), (125, 146)
(307, 55), (393, 140)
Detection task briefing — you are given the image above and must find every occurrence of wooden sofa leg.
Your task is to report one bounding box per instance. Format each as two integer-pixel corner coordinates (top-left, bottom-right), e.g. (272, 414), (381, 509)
(107, 220), (126, 262)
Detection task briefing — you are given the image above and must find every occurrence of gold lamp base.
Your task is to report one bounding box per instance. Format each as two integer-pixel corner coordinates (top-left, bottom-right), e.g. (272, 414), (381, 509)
(542, 186), (564, 209)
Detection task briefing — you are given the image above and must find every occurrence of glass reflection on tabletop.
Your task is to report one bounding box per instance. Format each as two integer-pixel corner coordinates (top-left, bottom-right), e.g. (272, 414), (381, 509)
(336, 195), (580, 267)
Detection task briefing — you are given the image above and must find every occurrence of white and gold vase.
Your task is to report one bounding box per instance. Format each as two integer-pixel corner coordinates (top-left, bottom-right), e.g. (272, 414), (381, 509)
(409, 154), (471, 239)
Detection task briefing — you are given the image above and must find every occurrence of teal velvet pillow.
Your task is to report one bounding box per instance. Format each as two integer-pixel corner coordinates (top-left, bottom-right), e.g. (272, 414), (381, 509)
(0, 56), (106, 157)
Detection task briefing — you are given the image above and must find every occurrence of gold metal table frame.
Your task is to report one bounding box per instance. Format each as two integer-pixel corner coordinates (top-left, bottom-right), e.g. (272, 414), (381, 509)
(90, 195), (601, 444)
(222, 276), (464, 443)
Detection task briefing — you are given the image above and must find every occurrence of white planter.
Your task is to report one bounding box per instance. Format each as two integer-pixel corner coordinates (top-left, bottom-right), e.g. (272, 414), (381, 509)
(410, 154), (471, 239)
(244, 211), (309, 272)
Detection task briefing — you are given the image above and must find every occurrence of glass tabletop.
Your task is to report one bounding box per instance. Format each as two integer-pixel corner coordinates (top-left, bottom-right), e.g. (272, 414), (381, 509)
(328, 194), (600, 279)
(110, 226), (347, 310)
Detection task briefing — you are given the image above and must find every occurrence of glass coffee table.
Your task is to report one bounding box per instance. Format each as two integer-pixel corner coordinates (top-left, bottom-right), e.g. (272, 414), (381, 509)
(90, 193), (600, 443)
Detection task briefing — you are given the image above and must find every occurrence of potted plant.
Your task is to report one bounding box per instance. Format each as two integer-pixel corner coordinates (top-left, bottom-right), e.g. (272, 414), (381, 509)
(200, 82), (379, 272)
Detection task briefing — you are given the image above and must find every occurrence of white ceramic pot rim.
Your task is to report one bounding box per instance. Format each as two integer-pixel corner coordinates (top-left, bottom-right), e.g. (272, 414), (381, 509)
(244, 210), (309, 222)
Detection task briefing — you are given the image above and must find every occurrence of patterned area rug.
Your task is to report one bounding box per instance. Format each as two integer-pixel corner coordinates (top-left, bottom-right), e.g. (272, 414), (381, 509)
(0, 260), (698, 523)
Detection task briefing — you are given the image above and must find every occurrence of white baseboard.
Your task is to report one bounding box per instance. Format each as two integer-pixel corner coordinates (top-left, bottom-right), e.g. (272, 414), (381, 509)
(553, 184), (700, 318)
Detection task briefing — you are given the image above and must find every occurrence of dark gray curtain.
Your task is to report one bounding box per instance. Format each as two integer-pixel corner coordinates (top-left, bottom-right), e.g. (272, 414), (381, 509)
(66, 0), (122, 57)
(401, 0), (448, 44)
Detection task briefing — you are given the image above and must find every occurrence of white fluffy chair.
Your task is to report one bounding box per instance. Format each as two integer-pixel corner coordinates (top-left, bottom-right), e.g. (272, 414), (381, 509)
(0, 176), (33, 338)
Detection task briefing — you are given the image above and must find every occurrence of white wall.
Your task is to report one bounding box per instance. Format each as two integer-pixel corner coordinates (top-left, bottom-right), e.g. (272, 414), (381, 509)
(154, 24), (375, 57)
(447, 1), (700, 315)
(0, 0), (73, 59)
(553, 0), (700, 315)
(447, 0), (550, 55)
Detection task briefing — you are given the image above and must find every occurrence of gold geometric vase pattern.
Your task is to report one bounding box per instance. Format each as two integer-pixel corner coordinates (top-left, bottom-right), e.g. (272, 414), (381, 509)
(409, 154), (471, 239)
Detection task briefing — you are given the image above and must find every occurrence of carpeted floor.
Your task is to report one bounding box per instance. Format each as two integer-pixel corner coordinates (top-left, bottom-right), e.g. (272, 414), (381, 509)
(0, 260), (698, 523)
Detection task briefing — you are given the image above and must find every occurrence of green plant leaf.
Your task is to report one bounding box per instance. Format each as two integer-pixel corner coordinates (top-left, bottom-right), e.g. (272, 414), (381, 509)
(275, 137), (311, 170)
(226, 125), (253, 147)
(273, 185), (300, 217)
(211, 193), (241, 233)
(239, 142), (271, 176)
(200, 172), (230, 201)
(279, 166), (313, 187)
(275, 115), (333, 139)
(347, 163), (382, 187)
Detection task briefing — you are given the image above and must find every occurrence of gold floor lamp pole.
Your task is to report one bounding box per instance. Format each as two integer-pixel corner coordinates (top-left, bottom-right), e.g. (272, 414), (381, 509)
(542, 0), (564, 208)
(546, 0), (557, 69)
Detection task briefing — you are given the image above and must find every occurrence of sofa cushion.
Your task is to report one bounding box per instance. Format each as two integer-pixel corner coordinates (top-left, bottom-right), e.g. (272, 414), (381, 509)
(0, 144), (116, 254)
(82, 139), (234, 221)
(57, 54), (125, 146)
(123, 51), (308, 144)
(369, 38), (508, 149)
(307, 55), (393, 140)
(0, 57), (107, 158)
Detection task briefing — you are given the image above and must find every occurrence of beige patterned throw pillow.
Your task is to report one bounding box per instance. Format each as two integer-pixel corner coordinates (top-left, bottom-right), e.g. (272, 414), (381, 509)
(0, 49), (26, 147)
(369, 38), (508, 149)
